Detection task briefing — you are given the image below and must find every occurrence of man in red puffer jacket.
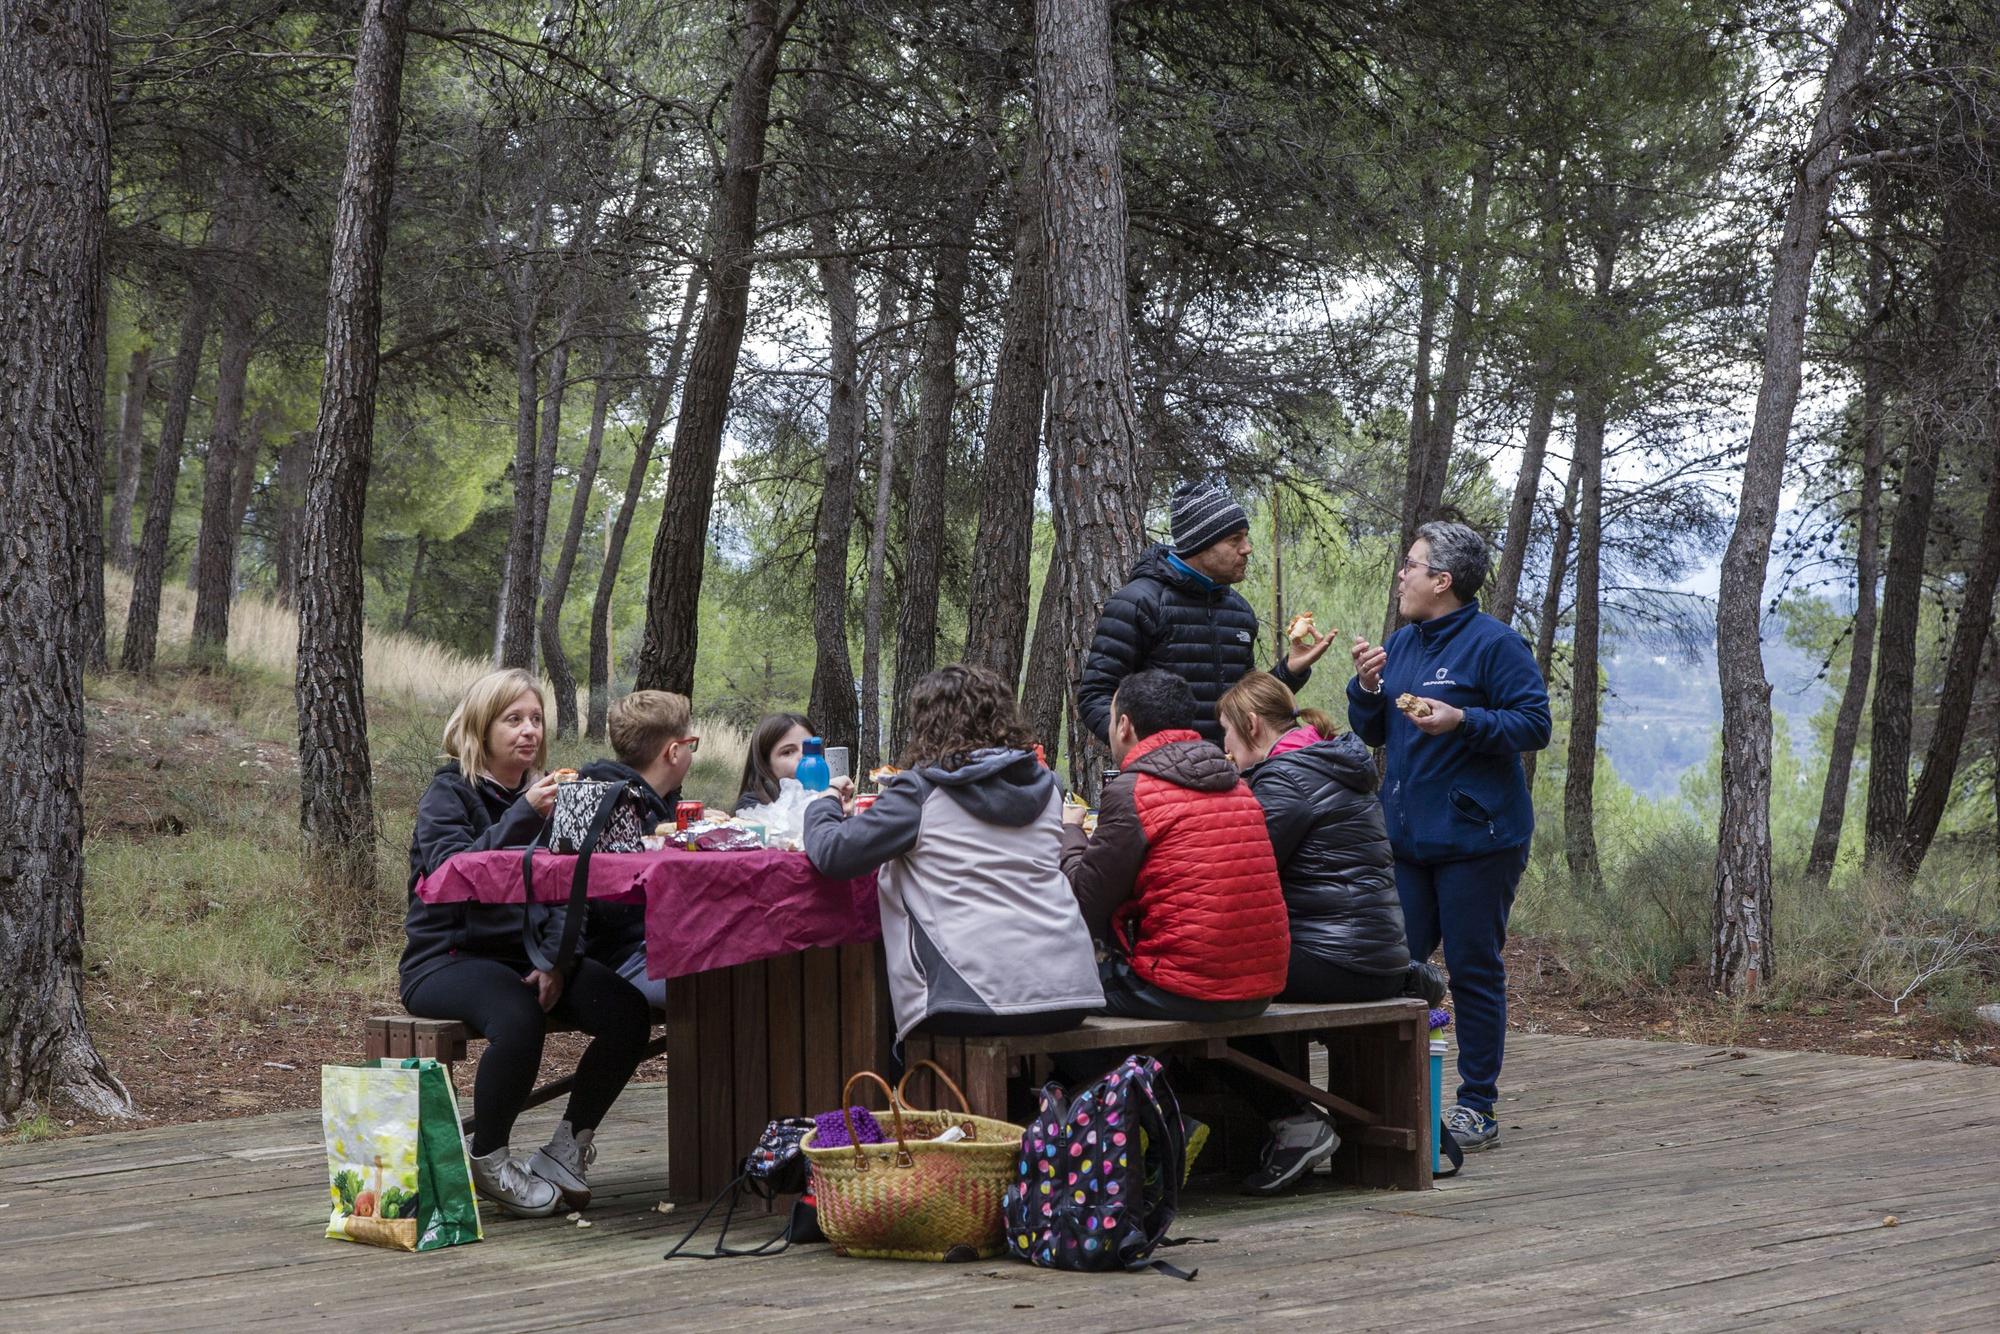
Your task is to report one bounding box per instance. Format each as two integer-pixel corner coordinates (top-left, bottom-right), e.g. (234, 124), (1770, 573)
(1060, 669), (1290, 1019)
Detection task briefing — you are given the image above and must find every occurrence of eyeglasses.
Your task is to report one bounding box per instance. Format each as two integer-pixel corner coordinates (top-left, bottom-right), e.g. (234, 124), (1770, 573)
(1399, 558), (1441, 575)
(676, 736), (701, 753)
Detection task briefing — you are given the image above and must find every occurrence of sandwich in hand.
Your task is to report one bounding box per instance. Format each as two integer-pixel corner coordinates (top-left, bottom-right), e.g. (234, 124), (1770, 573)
(1287, 610), (1318, 644)
(551, 767), (581, 783)
(1395, 693), (1434, 720)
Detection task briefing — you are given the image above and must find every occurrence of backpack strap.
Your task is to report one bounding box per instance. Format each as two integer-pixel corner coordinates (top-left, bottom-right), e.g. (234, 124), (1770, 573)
(661, 1172), (796, 1260)
(1436, 1120), (1464, 1178)
(521, 780), (631, 976)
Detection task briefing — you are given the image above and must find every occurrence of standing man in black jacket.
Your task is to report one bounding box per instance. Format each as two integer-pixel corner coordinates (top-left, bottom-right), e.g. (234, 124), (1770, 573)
(1079, 476), (1331, 746)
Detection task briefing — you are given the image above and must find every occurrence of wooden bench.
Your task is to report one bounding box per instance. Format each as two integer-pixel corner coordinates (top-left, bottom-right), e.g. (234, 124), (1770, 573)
(362, 1016), (672, 1126)
(364, 940), (895, 1208)
(902, 998), (1433, 1191)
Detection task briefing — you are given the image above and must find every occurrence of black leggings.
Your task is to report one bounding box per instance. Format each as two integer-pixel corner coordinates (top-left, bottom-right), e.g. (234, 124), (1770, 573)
(404, 955), (652, 1156)
(1227, 950), (1405, 1122)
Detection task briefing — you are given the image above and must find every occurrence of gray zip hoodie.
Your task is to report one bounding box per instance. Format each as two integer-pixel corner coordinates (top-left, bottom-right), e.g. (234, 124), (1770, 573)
(804, 748), (1104, 1040)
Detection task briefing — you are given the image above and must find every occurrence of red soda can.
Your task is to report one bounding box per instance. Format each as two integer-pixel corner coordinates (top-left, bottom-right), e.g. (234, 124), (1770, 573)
(853, 794), (879, 813)
(675, 800), (704, 830)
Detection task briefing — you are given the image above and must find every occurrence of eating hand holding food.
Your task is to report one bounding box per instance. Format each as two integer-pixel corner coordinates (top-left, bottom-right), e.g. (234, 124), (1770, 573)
(1284, 610), (1336, 674)
(1401, 696), (1464, 736)
(1350, 636), (1387, 692)
(525, 771), (562, 817)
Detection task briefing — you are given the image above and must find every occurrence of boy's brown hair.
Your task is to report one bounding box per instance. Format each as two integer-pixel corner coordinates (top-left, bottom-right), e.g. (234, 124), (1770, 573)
(608, 690), (692, 768)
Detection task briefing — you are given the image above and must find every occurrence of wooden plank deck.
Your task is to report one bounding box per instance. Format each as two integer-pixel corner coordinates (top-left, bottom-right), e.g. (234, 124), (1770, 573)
(3, 1033), (1997, 1332)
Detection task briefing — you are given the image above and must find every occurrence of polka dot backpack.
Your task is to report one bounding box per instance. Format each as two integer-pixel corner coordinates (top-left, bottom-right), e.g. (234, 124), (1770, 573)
(1002, 1055), (1197, 1278)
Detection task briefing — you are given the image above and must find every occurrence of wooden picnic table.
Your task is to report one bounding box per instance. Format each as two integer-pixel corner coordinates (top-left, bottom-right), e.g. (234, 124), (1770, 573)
(411, 846), (891, 1204)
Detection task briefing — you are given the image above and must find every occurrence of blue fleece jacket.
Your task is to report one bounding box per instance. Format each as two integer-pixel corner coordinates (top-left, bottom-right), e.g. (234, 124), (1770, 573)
(1346, 600), (1551, 864)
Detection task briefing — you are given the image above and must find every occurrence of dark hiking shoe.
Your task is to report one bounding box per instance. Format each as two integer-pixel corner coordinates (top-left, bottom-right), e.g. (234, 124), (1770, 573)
(1240, 1113), (1339, 1196)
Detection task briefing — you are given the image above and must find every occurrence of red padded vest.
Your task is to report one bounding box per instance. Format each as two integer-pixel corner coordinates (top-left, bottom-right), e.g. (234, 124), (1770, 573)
(1111, 730), (1290, 1001)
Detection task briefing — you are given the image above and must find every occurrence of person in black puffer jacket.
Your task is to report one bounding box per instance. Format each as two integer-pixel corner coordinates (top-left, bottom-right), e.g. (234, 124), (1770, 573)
(1208, 672), (1443, 1196)
(1077, 477), (1329, 747)
(402, 669), (650, 1221)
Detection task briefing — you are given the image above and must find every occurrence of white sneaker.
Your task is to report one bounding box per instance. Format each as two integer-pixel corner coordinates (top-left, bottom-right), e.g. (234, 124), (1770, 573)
(526, 1120), (597, 1210)
(467, 1139), (562, 1218)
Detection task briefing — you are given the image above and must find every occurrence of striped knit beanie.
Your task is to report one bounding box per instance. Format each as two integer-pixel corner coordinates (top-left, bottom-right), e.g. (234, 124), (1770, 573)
(1170, 476), (1249, 557)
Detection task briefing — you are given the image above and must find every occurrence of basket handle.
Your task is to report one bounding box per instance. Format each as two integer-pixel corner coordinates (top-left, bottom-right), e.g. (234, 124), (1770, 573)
(892, 1059), (979, 1140)
(839, 1071), (913, 1171)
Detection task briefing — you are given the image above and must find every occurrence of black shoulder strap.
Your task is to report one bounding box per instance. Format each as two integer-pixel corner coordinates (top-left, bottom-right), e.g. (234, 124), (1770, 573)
(662, 1174), (796, 1261)
(521, 780), (630, 975)
(1436, 1121), (1464, 1178)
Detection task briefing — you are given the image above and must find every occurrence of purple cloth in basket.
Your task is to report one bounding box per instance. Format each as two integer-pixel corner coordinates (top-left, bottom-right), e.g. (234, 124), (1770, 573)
(812, 1106), (887, 1148)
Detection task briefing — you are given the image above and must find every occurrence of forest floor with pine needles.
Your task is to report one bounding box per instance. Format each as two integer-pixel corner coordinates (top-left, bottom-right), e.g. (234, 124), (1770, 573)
(12, 655), (1994, 1146)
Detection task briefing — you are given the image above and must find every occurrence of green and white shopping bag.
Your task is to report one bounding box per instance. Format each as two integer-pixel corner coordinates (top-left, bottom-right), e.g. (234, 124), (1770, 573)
(321, 1059), (483, 1252)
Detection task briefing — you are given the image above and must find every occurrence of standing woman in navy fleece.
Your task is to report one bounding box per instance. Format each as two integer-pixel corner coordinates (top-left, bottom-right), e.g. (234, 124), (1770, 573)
(1347, 521), (1550, 1153)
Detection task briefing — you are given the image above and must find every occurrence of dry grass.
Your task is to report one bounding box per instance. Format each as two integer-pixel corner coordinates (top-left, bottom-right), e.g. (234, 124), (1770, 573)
(104, 567), (491, 707)
(86, 574), (759, 1010)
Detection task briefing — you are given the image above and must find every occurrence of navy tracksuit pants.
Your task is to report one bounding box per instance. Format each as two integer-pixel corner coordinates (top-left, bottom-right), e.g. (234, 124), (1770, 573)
(1396, 842), (1531, 1116)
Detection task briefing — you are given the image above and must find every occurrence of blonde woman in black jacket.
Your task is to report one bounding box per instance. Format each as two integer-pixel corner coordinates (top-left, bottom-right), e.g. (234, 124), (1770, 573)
(1213, 672), (1443, 1195)
(401, 669), (650, 1219)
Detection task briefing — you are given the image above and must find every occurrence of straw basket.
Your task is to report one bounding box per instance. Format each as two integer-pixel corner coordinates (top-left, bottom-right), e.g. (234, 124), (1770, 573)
(802, 1063), (1025, 1261)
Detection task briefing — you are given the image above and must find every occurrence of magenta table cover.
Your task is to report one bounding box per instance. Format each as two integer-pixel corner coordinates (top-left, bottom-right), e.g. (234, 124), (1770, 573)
(413, 848), (880, 979)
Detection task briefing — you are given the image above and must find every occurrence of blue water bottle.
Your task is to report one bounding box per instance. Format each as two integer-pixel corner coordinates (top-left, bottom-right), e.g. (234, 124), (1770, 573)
(797, 736), (831, 792)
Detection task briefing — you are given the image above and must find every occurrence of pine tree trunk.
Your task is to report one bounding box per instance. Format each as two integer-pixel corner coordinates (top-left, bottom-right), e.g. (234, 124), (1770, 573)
(890, 168), (992, 753)
(635, 0), (796, 697)
(1865, 210), (1971, 864)
(962, 135), (1049, 688)
(807, 233), (862, 756)
(1022, 544), (1069, 759)
(1710, 0), (1875, 994)
(120, 283), (214, 672)
(1804, 238), (1888, 887)
(228, 405), (267, 563)
(497, 315), (542, 669)
(270, 431), (307, 608)
(1489, 153), (1565, 627)
(401, 533), (427, 633)
(1897, 391), (2000, 875)
(1522, 450), (1580, 792)
(529, 327), (576, 647)
(1385, 181), (1441, 641)
(1562, 230), (1617, 893)
(0, 0), (131, 1120)
(861, 317), (908, 776)
(1037, 0), (1148, 794)
(588, 271), (703, 740)
(107, 343), (150, 570)
(84, 290), (108, 673)
(540, 337), (616, 739)
(190, 270), (256, 664)
(1421, 154), (1494, 508)
(295, 0), (411, 933)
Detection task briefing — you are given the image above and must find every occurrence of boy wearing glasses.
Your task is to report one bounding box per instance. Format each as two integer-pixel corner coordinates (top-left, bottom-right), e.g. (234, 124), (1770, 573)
(1347, 521), (1551, 1153)
(578, 689), (699, 1009)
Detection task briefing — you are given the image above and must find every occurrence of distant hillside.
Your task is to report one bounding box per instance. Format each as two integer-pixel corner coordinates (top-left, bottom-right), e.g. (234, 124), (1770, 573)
(1599, 630), (1828, 799)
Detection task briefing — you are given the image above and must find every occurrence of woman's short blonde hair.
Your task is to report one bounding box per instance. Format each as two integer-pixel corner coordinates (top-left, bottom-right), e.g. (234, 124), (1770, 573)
(442, 669), (547, 782)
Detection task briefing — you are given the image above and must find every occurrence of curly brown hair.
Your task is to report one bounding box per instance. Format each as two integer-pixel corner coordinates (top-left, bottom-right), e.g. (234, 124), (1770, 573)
(898, 664), (1038, 772)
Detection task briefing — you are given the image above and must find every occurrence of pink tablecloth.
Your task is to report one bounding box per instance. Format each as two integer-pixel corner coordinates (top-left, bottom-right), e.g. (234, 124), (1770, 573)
(413, 848), (880, 980)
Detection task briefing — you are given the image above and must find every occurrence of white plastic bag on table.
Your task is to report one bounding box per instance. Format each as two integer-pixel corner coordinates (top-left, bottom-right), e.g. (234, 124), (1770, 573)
(735, 777), (839, 851)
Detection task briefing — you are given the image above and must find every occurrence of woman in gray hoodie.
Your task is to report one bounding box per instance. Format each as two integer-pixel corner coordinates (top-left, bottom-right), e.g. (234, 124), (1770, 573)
(804, 664), (1104, 1041)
